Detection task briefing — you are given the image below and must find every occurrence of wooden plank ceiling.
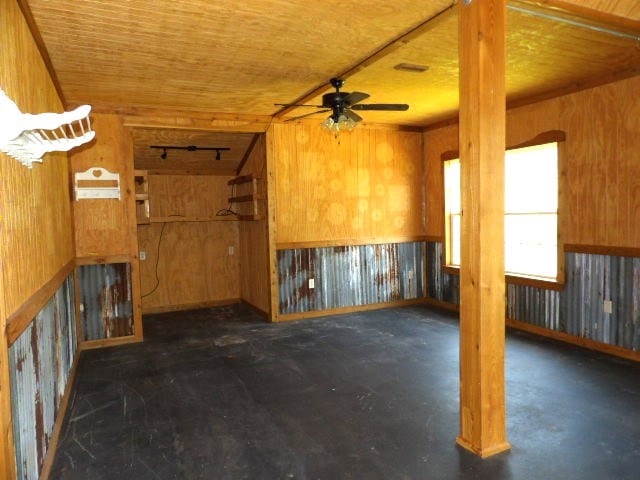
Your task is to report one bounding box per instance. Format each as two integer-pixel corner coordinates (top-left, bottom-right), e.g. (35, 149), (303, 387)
(23, 0), (640, 174)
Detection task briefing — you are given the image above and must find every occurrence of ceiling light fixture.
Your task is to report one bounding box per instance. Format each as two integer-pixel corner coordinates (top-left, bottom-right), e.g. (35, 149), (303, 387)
(320, 106), (358, 136)
(150, 145), (230, 161)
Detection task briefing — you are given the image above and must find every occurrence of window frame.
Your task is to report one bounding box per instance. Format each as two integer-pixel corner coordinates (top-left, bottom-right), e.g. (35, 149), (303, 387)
(440, 130), (566, 289)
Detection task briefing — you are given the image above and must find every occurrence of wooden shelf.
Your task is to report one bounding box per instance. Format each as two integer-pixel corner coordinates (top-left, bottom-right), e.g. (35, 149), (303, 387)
(134, 170), (150, 225)
(148, 216), (238, 224)
(228, 194), (262, 203)
(227, 174), (261, 221)
(227, 175), (254, 186)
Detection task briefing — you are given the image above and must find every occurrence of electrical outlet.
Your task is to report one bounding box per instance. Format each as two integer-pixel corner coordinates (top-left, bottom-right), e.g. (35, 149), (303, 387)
(308, 278), (315, 289)
(139, 250), (146, 261)
(408, 270), (414, 280)
(603, 300), (613, 314)
(228, 246), (234, 255)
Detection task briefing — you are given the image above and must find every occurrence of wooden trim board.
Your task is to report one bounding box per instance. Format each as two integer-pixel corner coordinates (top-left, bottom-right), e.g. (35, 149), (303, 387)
(422, 298), (639, 363)
(506, 318), (640, 362)
(75, 255), (132, 266)
(276, 298), (425, 322)
(276, 236), (429, 250)
(6, 260), (75, 345)
(423, 297), (460, 313)
(80, 335), (142, 351)
(141, 298), (242, 315)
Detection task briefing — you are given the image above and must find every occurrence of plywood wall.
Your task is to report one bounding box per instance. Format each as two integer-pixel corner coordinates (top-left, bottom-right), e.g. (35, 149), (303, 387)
(424, 75), (640, 248)
(146, 174), (232, 218)
(272, 123), (425, 246)
(71, 113), (138, 258)
(138, 175), (240, 312)
(238, 136), (270, 314)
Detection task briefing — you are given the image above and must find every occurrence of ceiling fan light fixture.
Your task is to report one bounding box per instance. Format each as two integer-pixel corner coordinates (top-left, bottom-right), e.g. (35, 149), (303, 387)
(321, 113), (356, 134)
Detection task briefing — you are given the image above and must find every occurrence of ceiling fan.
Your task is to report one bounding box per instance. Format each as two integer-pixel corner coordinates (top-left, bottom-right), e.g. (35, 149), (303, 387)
(275, 78), (409, 132)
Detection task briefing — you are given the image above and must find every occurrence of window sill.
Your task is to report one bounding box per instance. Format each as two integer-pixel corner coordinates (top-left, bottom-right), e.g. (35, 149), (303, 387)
(442, 265), (565, 291)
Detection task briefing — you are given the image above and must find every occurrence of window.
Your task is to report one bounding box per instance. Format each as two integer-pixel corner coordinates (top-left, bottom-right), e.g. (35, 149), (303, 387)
(444, 140), (560, 280)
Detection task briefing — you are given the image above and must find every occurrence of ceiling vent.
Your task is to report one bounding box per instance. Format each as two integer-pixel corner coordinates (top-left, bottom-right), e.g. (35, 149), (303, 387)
(394, 63), (430, 73)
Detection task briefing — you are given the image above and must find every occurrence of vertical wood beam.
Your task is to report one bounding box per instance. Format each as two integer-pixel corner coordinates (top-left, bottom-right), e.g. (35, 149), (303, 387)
(457, 0), (510, 458)
(265, 124), (279, 322)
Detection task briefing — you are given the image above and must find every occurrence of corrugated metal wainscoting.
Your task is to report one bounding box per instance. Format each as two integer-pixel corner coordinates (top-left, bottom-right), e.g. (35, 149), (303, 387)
(8, 274), (77, 480)
(78, 262), (134, 341)
(426, 241), (459, 305)
(278, 242), (425, 315)
(426, 241), (640, 352)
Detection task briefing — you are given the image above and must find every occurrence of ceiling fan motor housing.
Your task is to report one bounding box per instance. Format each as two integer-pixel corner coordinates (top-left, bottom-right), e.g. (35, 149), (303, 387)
(322, 91), (350, 109)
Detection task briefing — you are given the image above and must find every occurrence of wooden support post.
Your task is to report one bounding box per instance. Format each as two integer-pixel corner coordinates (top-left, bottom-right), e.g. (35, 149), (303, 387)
(456, 0), (510, 458)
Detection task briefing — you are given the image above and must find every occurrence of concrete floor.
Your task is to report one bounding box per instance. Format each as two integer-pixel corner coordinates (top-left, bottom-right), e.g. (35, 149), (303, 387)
(51, 304), (640, 479)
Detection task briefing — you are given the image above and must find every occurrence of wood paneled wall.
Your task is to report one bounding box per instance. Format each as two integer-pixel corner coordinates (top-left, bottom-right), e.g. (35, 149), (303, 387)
(0, 2), (75, 478)
(145, 174), (232, 218)
(424, 125), (456, 239)
(137, 175), (240, 312)
(272, 123), (425, 246)
(70, 113), (143, 344)
(425, 75), (640, 248)
(71, 114), (138, 258)
(0, 7), (74, 318)
(238, 136), (270, 314)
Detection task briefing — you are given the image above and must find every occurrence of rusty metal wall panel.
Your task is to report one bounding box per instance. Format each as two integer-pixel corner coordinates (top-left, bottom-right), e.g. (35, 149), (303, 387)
(9, 273), (78, 480)
(9, 322), (39, 480)
(425, 241), (640, 352)
(36, 301), (57, 465)
(426, 241), (459, 304)
(278, 242), (425, 315)
(78, 262), (134, 341)
(507, 284), (560, 330)
(562, 253), (640, 351)
(55, 275), (77, 398)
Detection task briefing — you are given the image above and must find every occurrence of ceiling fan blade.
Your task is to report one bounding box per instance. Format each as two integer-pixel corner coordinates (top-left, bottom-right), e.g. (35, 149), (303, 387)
(344, 91), (370, 106)
(284, 109), (331, 122)
(345, 109), (363, 123)
(274, 103), (323, 108)
(351, 103), (410, 111)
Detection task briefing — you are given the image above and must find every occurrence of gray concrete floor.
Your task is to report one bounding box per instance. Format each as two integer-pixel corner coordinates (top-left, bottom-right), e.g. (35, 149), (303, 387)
(51, 304), (640, 479)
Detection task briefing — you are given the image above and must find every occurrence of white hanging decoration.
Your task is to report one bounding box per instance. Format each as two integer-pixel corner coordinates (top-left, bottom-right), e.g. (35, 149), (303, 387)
(0, 87), (95, 168)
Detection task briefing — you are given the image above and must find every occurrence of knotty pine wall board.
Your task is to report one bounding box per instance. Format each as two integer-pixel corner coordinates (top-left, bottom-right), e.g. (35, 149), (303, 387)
(272, 123), (426, 246)
(0, 1), (74, 317)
